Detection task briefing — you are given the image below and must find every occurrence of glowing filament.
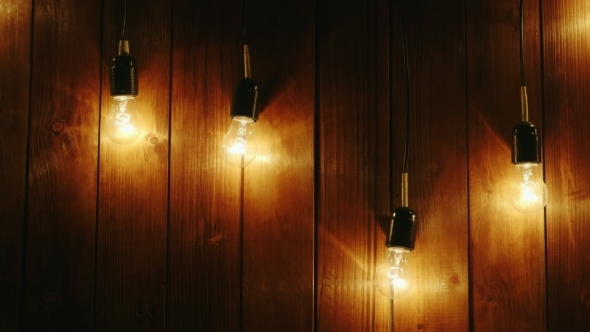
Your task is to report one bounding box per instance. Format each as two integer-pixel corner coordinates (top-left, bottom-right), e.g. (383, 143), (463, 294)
(105, 96), (142, 144)
(508, 163), (547, 213)
(374, 248), (412, 298)
(227, 123), (248, 155)
(221, 117), (257, 167)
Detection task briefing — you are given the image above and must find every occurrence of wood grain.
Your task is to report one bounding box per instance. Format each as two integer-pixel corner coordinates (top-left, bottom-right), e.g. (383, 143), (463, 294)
(94, 0), (170, 330)
(166, 0), (242, 330)
(542, 0), (590, 330)
(466, 0), (546, 330)
(22, 0), (101, 329)
(391, 0), (469, 330)
(241, 0), (315, 331)
(5, 0), (590, 330)
(0, 0), (31, 330)
(316, 0), (390, 330)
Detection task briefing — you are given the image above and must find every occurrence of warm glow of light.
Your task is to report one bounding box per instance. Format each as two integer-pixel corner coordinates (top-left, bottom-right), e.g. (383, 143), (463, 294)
(374, 248), (412, 299)
(391, 277), (408, 289)
(227, 141), (247, 155)
(508, 163), (547, 213)
(221, 117), (257, 167)
(117, 123), (137, 135)
(255, 154), (271, 163)
(105, 96), (142, 144)
(386, 257), (409, 291)
(520, 184), (540, 203)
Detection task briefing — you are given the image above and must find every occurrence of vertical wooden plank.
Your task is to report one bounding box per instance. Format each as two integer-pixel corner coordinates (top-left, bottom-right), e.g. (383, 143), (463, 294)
(22, 0), (101, 329)
(0, 0), (31, 330)
(167, 1), (242, 330)
(95, 0), (170, 330)
(391, 0), (469, 330)
(467, 0), (547, 330)
(542, 0), (590, 330)
(316, 0), (390, 330)
(241, 0), (315, 330)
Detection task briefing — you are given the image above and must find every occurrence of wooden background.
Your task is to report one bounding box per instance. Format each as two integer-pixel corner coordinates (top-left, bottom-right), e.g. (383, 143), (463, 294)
(1, 0), (589, 331)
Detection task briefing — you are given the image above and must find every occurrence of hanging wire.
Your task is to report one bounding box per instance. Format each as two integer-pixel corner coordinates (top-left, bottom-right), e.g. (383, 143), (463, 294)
(386, 0), (395, 322)
(518, 0), (529, 122)
(121, 0), (128, 40)
(243, 0), (249, 46)
(387, 1), (411, 328)
(242, 0), (252, 78)
(388, 0), (394, 211)
(387, 0), (412, 207)
(519, 0), (525, 87)
(399, 0), (411, 208)
(401, 0), (411, 174)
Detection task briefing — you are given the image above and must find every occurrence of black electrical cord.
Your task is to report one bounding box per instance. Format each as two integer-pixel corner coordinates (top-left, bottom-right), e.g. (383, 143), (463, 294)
(519, 0), (525, 87)
(121, 0), (128, 40)
(241, 0), (252, 78)
(518, 0), (529, 122)
(387, 0), (395, 329)
(243, 0), (249, 46)
(389, 0), (410, 330)
(401, 0), (410, 174)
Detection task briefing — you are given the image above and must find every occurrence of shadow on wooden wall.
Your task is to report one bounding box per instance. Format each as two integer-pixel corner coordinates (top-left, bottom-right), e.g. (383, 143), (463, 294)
(0, 0), (589, 331)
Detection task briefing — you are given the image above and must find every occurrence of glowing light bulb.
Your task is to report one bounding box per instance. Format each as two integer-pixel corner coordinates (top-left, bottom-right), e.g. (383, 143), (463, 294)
(374, 248), (411, 299)
(105, 95), (142, 144)
(221, 116), (257, 167)
(508, 163), (547, 213)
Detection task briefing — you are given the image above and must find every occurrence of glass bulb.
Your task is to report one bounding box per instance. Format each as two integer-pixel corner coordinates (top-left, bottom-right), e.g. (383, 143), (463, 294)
(508, 163), (548, 213)
(374, 248), (411, 299)
(105, 96), (142, 144)
(221, 116), (257, 167)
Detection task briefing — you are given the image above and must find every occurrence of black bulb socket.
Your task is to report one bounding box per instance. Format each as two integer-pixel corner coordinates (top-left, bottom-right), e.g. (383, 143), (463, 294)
(385, 206), (417, 250)
(110, 53), (138, 97)
(512, 121), (541, 164)
(230, 78), (258, 121)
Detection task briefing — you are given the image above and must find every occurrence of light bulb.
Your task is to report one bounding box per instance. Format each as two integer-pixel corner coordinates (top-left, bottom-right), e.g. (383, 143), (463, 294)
(374, 248), (412, 299)
(105, 95), (142, 144)
(221, 116), (257, 167)
(508, 163), (547, 213)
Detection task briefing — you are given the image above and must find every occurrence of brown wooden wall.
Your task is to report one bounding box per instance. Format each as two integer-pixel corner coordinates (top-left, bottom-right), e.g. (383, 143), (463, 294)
(1, 0), (589, 331)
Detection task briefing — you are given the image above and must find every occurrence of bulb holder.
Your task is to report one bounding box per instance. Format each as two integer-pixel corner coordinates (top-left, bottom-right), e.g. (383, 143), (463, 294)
(110, 45), (138, 97)
(512, 121), (541, 164)
(230, 78), (258, 121)
(386, 206), (417, 250)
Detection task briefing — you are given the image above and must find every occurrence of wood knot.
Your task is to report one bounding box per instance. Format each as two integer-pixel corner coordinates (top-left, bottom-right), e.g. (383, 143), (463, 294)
(418, 324), (425, 329)
(450, 274), (459, 284)
(475, 282), (500, 304)
(149, 136), (159, 145)
(50, 120), (65, 133)
(209, 233), (226, 245)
